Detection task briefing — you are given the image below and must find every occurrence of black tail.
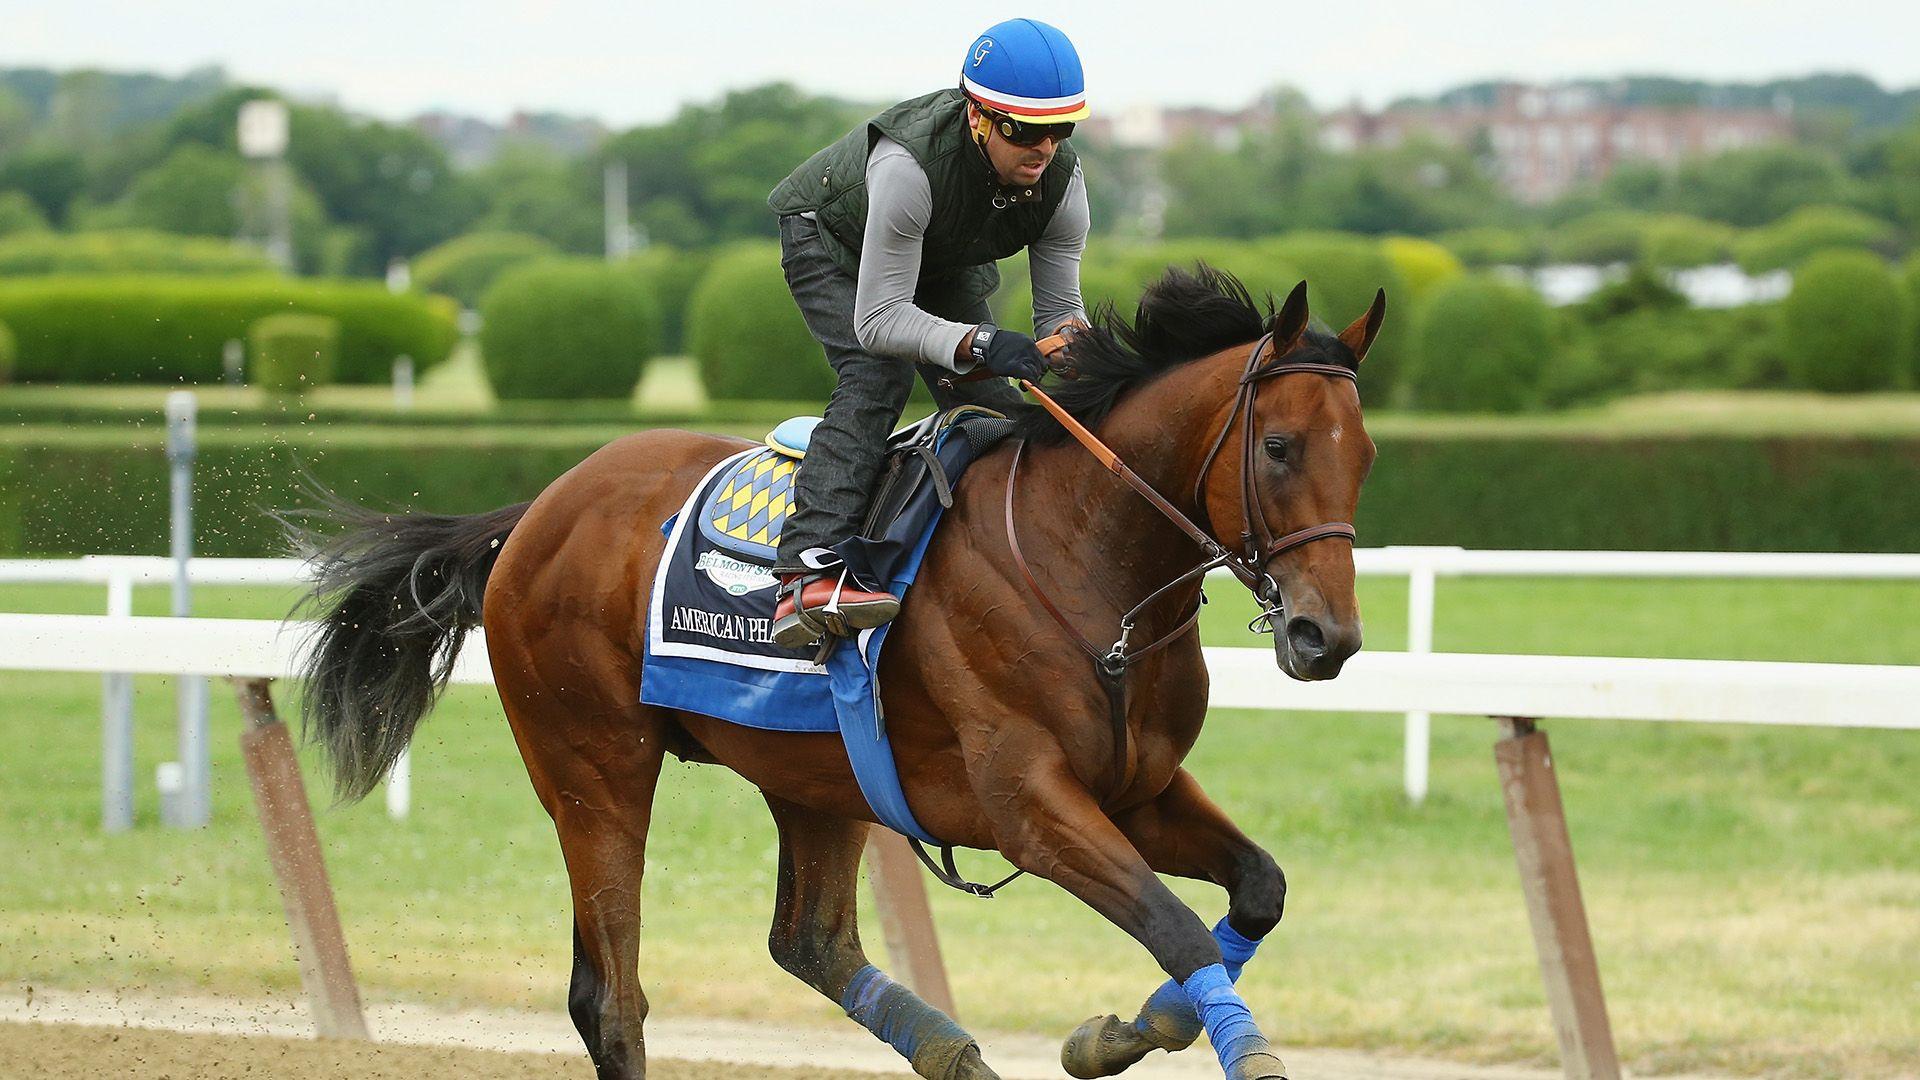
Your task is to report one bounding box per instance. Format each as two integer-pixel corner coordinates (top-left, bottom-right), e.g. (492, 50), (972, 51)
(276, 486), (531, 802)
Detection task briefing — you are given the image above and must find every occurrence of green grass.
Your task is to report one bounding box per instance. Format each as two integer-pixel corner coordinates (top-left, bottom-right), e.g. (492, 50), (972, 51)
(2, 577), (1917, 1078)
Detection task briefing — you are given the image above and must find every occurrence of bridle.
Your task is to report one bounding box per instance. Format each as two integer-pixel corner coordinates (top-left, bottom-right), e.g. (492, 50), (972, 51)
(1009, 329), (1360, 675)
(916, 329), (1360, 898)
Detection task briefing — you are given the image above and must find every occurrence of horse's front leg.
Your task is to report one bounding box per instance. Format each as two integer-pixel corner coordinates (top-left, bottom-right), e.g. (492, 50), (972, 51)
(1061, 768), (1285, 1079)
(967, 743), (1288, 1080)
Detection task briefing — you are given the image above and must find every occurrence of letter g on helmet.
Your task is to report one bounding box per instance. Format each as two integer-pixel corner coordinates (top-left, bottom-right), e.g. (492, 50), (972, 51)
(959, 18), (1089, 124)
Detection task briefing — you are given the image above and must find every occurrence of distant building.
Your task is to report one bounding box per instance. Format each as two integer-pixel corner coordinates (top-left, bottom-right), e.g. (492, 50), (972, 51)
(1081, 100), (1277, 151)
(1318, 84), (1794, 203)
(413, 110), (606, 169)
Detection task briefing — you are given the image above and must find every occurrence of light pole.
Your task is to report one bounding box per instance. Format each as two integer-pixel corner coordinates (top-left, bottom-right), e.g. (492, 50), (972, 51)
(238, 99), (293, 272)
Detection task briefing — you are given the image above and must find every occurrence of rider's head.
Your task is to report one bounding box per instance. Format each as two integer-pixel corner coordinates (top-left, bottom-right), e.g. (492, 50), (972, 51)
(959, 18), (1087, 188)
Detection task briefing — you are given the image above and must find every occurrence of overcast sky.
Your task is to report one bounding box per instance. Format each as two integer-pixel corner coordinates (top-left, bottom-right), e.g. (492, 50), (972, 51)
(5, 1), (1917, 125)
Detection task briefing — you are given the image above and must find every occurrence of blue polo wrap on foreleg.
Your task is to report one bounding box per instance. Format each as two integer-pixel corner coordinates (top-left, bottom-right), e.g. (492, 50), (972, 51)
(1132, 917), (1264, 1047)
(1182, 962), (1270, 1074)
(841, 965), (975, 1077)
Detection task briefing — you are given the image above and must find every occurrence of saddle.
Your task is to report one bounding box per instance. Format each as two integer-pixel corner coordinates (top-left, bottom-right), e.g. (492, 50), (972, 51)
(697, 406), (1017, 570)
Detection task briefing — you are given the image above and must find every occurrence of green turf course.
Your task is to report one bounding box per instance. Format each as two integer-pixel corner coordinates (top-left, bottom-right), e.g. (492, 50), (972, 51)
(3, 576), (1917, 1078)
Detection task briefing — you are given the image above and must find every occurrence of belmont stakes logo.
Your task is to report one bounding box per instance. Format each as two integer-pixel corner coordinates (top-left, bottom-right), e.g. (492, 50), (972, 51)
(696, 550), (778, 596)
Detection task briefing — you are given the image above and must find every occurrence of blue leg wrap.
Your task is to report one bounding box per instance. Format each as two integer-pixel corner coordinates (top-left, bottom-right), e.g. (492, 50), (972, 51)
(841, 965), (975, 1076)
(1181, 963), (1269, 1074)
(1133, 917), (1264, 1046)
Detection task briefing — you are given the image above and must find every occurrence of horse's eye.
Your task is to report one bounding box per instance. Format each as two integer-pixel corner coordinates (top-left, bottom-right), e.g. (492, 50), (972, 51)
(1263, 435), (1293, 461)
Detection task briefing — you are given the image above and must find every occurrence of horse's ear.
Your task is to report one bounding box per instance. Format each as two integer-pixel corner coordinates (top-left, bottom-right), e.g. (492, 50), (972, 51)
(1271, 281), (1310, 353)
(1337, 289), (1387, 364)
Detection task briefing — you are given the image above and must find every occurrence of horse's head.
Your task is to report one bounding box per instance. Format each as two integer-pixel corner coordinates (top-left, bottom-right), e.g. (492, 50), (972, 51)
(1204, 282), (1382, 681)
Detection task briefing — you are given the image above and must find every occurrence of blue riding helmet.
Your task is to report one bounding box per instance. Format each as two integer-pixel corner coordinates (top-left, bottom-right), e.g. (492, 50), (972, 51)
(959, 18), (1089, 123)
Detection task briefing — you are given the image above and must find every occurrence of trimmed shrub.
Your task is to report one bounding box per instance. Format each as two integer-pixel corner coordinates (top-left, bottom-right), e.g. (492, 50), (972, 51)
(1434, 226), (1542, 267)
(1381, 236), (1464, 306)
(412, 231), (557, 309)
(1545, 210), (1655, 265)
(1781, 250), (1909, 392)
(0, 319), (14, 385)
(0, 192), (49, 238)
(1736, 206), (1898, 273)
(1406, 275), (1553, 412)
(1260, 232), (1412, 401)
(480, 260), (658, 401)
(626, 245), (713, 354)
(686, 243), (831, 402)
(0, 229), (277, 276)
(1641, 215), (1736, 269)
(249, 313), (339, 396)
(0, 276), (457, 384)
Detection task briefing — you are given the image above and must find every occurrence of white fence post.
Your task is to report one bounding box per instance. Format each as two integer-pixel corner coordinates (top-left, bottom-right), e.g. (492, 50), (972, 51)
(385, 748), (411, 820)
(101, 570), (135, 832)
(1404, 559), (1436, 804)
(163, 392), (211, 828)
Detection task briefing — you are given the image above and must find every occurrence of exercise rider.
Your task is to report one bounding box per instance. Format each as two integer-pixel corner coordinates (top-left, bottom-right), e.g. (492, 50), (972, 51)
(764, 17), (1092, 648)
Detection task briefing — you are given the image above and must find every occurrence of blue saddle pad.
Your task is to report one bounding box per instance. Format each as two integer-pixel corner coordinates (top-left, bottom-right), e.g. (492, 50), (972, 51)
(640, 413), (1013, 844)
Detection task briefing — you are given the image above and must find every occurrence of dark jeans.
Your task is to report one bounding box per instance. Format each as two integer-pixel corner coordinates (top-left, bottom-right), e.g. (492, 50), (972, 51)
(773, 213), (1023, 574)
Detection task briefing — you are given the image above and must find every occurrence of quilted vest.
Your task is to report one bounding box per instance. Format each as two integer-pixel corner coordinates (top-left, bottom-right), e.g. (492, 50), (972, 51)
(768, 88), (1078, 307)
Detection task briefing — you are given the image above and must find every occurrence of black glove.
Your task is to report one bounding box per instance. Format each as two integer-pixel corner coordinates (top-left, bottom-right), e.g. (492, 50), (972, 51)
(977, 326), (1047, 382)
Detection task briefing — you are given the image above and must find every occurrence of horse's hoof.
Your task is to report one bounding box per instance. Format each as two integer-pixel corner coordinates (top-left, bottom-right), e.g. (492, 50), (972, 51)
(1061, 1014), (1158, 1079)
(1227, 1049), (1289, 1080)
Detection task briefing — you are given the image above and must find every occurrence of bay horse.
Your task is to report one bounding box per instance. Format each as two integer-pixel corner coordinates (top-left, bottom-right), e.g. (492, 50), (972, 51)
(289, 267), (1382, 1080)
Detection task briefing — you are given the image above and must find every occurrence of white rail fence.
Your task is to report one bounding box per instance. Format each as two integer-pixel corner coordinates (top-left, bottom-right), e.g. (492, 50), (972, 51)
(9, 548), (1919, 814)
(2, 603), (1916, 1079)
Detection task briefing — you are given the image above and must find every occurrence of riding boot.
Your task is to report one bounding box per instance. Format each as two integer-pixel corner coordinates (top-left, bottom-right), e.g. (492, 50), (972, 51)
(772, 569), (901, 648)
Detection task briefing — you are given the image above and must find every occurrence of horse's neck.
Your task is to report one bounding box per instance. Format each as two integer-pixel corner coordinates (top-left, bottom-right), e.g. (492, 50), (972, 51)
(1016, 349), (1242, 626)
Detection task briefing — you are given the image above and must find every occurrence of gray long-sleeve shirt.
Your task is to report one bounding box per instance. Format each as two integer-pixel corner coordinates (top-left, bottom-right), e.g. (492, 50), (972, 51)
(851, 135), (1089, 372)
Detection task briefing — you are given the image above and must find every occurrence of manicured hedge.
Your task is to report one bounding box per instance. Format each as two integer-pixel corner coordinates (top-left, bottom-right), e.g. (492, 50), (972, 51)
(5, 433), (1919, 557)
(0, 276), (457, 384)
(1434, 227), (1542, 267)
(1406, 275), (1554, 412)
(412, 231), (557, 309)
(249, 313), (339, 395)
(1781, 250), (1910, 392)
(686, 243), (831, 402)
(0, 193), (50, 238)
(626, 245), (712, 354)
(1736, 206), (1898, 274)
(1381, 236), (1464, 306)
(1260, 233), (1412, 403)
(0, 229), (277, 276)
(479, 259), (658, 400)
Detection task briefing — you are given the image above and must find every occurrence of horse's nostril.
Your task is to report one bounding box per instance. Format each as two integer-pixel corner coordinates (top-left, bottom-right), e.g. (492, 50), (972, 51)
(1286, 617), (1326, 658)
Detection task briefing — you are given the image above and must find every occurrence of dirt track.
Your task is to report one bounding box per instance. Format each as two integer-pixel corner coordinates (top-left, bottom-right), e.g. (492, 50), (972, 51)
(0, 1020), (882, 1080)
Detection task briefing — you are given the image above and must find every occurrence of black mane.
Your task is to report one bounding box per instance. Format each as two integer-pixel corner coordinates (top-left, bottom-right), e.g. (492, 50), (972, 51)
(1012, 263), (1356, 444)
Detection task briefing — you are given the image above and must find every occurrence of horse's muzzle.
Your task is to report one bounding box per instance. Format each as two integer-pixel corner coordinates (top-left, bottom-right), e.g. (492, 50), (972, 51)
(1275, 613), (1360, 681)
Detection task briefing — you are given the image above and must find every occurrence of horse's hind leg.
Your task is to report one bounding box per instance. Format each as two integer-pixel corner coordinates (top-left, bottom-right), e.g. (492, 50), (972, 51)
(1061, 768), (1285, 1078)
(762, 794), (1000, 1080)
(500, 668), (669, 1080)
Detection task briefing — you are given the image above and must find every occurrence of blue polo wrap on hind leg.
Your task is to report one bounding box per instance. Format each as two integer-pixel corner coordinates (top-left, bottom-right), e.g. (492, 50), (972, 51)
(1133, 917), (1263, 1046)
(842, 965), (976, 1077)
(1181, 962), (1270, 1073)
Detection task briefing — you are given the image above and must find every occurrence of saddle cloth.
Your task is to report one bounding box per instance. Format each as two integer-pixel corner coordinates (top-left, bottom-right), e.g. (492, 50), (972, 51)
(640, 409), (1015, 844)
(695, 417), (815, 563)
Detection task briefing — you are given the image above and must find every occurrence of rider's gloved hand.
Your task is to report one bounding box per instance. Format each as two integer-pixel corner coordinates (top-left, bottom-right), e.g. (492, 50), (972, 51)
(977, 326), (1047, 382)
